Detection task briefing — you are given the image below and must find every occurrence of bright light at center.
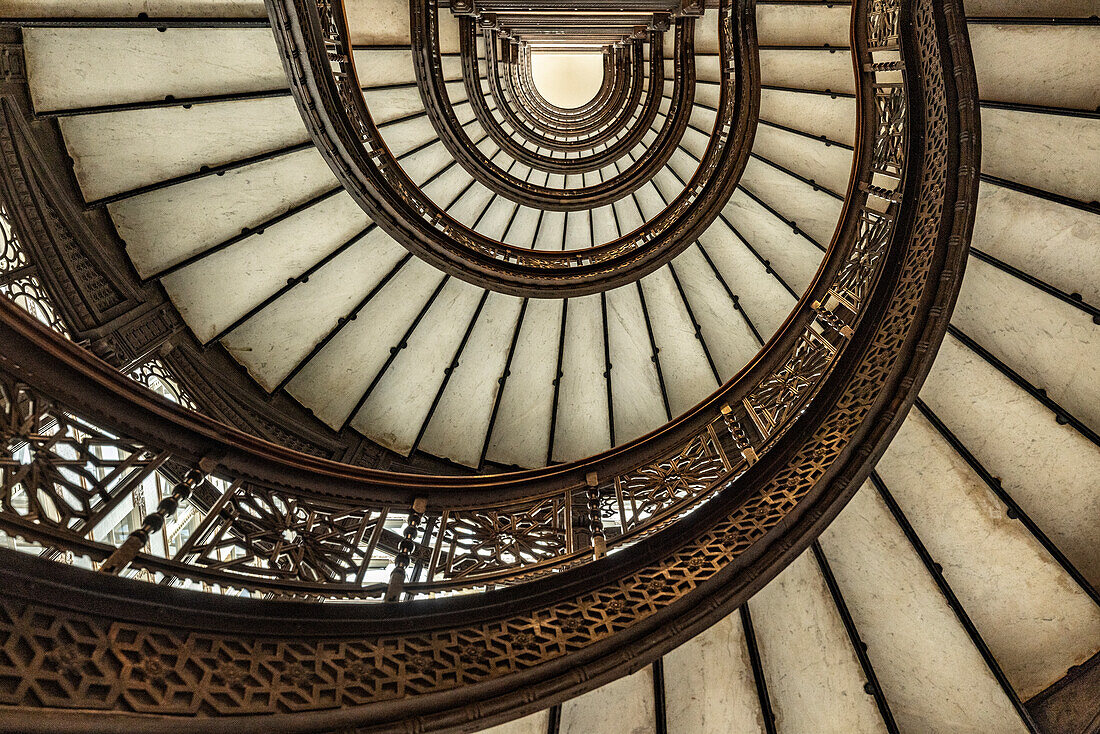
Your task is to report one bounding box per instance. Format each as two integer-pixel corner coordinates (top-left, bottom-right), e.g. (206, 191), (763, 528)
(530, 52), (604, 109)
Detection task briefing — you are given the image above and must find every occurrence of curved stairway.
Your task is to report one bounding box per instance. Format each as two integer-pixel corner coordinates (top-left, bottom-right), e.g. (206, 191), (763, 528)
(0, 0), (1097, 731)
(15, 0), (849, 468)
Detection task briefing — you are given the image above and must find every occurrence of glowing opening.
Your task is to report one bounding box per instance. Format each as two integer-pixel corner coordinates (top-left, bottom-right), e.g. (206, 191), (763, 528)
(529, 52), (605, 109)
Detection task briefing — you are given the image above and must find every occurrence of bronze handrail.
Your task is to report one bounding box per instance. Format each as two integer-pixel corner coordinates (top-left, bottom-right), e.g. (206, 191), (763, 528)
(459, 23), (664, 172)
(264, 0), (759, 296)
(0, 0), (980, 728)
(1, 0), (941, 598)
(412, 0), (694, 210)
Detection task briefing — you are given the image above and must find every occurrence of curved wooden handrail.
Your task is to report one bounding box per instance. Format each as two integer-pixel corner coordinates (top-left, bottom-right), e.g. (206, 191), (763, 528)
(0, 0), (980, 728)
(411, 0), (695, 210)
(482, 36), (630, 147)
(459, 22), (665, 172)
(496, 39), (634, 138)
(264, 0), (758, 296)
(0, 0), (981, 721)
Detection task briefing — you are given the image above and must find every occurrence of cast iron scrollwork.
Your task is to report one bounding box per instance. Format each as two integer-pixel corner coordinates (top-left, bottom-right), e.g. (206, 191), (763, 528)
(0, 0), (981, 728)
(264, 0), (759, 296)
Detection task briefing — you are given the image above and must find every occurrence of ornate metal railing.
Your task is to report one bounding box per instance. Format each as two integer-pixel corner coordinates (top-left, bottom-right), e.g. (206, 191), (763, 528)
(496, 41), (634, 137)
(459, 23), (665, 172)
(410, 0), (694, 210)
(4, 0), (959, 597)
(497, 40), (631, 135)
(0, 204), (68, 336)
(0, 0), (979, 727)
(482, 33), (635, 149)
(264, 0), (758, 296)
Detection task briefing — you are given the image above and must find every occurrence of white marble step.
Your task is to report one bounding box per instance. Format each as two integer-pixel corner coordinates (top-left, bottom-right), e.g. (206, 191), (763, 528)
(345, 0), (460, 51)
(751, 551), (891, 733)
(819, 484), (1031, 733)
(224, 227), (409, 391)
(23, 28), (285, 111)
(3, 0), (266, 16)
(58, 96), (308, 201)
(746, 104), (1100, 312)
(485, 297), (562, 467)
(750, 122), (853, 196)
(163, 191), (371, 344)
(760, 88), (855, 145)
(350, 278), (487, 454)
(980, 107), (1099, 203)
(287, 257), (446, 429)
(720, 188), (824, 294)
(756, 3), (850, 47)
(502, 205), (544, 248)
(963, 0), (1097, 15)
(758, 49), (855, 95)
(952, 255), (1099, 430)
(417, 292), (524, 467)
(553, 293), (612, 462)
(364, 81), (466, 124)
(696, 224), (796, 340)
(665, 608), (766, 733)
(876, 410), (1100, 699)
(350, 48), (462, 88)
(968, 24), (1100, 111)
(638, 266), (719, 417)
(738, 157), (843, 245)
(670, 245), (761, 380)
(113, 147), (339, 277)
(606, 283), (669, 440)
(559, 667), (656, 734)
(919, 332), (1100, 587)
(533, 209), (568, 249)
(972, 182), (1099, 304)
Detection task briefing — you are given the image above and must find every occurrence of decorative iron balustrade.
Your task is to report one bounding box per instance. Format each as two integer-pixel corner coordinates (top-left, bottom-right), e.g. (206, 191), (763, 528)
(459, 23), (666, 173)
(0, 0), (981, 727)
(485, 41), (630, 148)
(0, 292), (847, 599)
(495, 42), (635, 140)
(0, 204), (67, 336)
(410, 0), (694, 211)
(5, 0), (906, 600)
(264, 0), (758, 296)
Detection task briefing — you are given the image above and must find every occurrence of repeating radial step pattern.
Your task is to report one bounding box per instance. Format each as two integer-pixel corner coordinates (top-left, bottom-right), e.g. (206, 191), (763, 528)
(9, 0), (1099, 730)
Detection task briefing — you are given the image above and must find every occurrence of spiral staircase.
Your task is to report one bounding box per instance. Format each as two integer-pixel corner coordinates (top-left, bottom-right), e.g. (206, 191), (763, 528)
(0, 0), (1096, 731)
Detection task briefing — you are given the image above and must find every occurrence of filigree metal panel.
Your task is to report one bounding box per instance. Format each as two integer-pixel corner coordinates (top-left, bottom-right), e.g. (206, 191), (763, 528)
(269, 0), (759, 296)
(0, 0), (984, 727)
(432, 496), (572, 580)
(0, 205), (67, 336)
(744, 329), (838, 437)
(0, 374), (161, 534)
(128, 359), (199, 412)
(613, 431), (728, 532)
(178, 487), (391, 584)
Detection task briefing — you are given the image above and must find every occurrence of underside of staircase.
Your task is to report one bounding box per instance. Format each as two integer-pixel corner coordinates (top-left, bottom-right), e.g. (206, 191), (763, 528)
(0, 0), (1096, 731)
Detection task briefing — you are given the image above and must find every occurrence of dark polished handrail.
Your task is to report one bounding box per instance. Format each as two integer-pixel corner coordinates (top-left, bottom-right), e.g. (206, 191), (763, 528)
(264, 0), (758, 296)
(1, 0), (955, 591)
(0, 0), (980, 727)
(460, 23), (665, 172)
(411, 0), (696, 210)
(497, 39), (634, 137)
(478, 36), (638, 147)
(483, 35), (632, 148)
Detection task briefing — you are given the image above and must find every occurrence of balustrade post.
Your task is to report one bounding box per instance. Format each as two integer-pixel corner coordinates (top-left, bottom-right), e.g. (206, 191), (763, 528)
(586, 472), (606, 559)
(385, 497), (427, 602)
(721, 403), (758, 465)
(99, 467), (207, 575)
